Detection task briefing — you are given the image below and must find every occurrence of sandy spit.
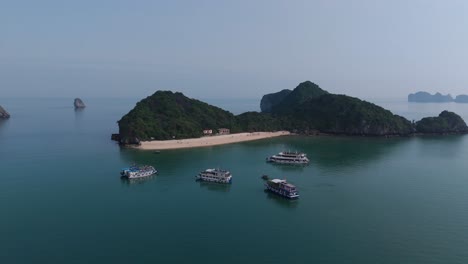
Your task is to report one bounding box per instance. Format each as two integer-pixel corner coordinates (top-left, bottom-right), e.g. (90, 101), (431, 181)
(137, 131), (291, 150)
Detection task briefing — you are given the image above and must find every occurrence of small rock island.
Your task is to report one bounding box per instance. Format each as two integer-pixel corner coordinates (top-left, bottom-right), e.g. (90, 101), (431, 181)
(0, 105), (10, 119)
(114, 81), (468, 145)
(74, 98), (86, 108)
(416, 111), (468, 134)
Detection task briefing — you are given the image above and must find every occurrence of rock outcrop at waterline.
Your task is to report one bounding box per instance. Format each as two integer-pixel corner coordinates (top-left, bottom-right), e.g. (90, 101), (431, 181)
(415, 111), (468, 134)
(74, 98), (86, 108)
(114, 81), (468, 145)
(0, 105), (10, 119)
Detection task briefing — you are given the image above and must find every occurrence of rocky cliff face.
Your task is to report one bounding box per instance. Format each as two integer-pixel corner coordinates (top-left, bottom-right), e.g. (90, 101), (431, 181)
(74, 98), (86, 108)
(271, 81), (329, 114)
(260, 89), (291, 113)
(119, 136), (141, 145)
(0, 105), (10, 119)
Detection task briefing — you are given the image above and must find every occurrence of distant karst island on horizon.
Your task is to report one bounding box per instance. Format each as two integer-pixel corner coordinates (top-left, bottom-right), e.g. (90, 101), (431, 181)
(0, 105), (10, 119)
(74, 98), (86, 109)
(112, 81), (468, 149)
(408, 91), (468, 103)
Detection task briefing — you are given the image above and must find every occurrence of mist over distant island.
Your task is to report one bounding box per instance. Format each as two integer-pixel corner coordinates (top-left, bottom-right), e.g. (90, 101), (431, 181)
(408, 92), (468, 103)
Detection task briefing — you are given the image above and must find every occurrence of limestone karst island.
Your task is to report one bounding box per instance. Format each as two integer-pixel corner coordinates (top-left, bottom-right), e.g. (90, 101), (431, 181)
(408, 91), (468, 103)
(0, 105), (10, 119)
(113, 81), (468, 150)
(74, 98), (86, 108)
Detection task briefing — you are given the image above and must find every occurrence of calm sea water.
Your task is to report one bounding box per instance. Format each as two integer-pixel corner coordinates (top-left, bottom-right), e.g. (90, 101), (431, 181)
(1, 98), (468, 264)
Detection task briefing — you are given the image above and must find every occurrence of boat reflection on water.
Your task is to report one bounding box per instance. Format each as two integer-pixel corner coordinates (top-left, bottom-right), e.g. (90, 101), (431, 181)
(197, 181), (231, 193)
(0, 119), (9, 137)
(120, 174), (156, 185)
(263, 190), (299, 208)
(268, 162), (307, 172)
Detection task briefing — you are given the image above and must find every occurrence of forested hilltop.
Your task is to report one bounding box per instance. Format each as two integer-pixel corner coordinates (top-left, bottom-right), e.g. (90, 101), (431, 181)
(115, 81), (468, 144)
(117, 91), (241, 144)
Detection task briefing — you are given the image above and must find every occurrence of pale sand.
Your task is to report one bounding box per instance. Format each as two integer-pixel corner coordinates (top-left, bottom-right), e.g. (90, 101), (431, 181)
(137, 131), (291, 150)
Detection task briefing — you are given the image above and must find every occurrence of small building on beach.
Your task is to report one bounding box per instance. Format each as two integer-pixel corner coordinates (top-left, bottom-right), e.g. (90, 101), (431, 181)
(203, 129), (213, 135)
(218, 128), (230, 135)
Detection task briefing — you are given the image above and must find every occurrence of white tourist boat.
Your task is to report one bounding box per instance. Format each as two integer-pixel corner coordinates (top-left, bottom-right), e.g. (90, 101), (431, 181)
(196, 168), (232, 184)
(265, 178), (299, 199)
(266, 151), (309, 165)
(120, 165), (158, 179)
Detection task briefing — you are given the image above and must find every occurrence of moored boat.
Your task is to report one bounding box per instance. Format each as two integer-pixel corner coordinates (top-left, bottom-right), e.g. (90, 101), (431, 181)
(265, 179), (299, 199)
(266, 151), (309, 165)
(120, 165), (157, 179)
(196, 168), (232, 184)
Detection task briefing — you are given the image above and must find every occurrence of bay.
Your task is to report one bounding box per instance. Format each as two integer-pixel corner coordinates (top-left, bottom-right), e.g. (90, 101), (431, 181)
(1, 97), (468, 264)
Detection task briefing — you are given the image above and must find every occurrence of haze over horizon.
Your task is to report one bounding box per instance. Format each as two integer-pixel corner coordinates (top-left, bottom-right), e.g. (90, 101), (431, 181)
(2, 0), (468, 99)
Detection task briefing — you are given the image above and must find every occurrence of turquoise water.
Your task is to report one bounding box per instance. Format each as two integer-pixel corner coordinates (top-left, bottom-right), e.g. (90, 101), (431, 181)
(1, 98), (468, 263)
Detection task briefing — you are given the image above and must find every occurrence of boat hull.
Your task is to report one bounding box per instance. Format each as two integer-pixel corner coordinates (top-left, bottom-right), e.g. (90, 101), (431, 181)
(121, 169), (158, 179)
(265, 184), (299, 199)
(195, 176), (232, 184)
(127, 171), (157, 179)
(266, 157), (309, 165)
(196, 168), (232, 184)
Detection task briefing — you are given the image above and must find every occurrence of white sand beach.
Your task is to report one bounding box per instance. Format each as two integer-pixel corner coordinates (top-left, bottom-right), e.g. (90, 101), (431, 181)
(137, 131), (290, 150)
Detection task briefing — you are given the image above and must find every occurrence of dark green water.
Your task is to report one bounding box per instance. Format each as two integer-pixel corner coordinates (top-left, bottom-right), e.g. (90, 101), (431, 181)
(1, 98), (468, 263)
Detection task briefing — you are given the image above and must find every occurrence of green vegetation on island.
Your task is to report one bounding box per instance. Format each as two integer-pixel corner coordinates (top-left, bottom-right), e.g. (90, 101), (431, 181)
(260, 89), (291, 113)
(259, 81), (413, 135)
(118, 91), (240, 144)
(415, 111), (468, 134)
(269, 81), (329, 115)
(278, 93), (414, 135)
(115, 81), (468, 144)
(236, 112), (283, 132)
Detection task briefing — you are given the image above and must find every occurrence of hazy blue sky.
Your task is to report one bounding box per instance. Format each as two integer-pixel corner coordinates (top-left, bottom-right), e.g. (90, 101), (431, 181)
(2, 0), (468, 99)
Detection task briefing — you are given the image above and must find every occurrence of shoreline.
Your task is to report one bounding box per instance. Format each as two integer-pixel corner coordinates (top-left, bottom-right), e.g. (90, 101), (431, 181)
(136, 131), (291, 150)
(121, 130), (468, 151)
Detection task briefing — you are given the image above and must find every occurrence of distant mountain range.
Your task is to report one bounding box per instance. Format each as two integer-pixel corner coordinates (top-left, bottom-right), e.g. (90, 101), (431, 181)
(408, 92), (468, 103)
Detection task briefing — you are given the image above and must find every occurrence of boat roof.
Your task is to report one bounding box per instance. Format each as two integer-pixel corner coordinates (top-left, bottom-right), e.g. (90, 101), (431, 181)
(270, 179), (286, 183)
(270, 179), (296, 187)
(280, 151), (305, 155)
(204, 168), (229, 172)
